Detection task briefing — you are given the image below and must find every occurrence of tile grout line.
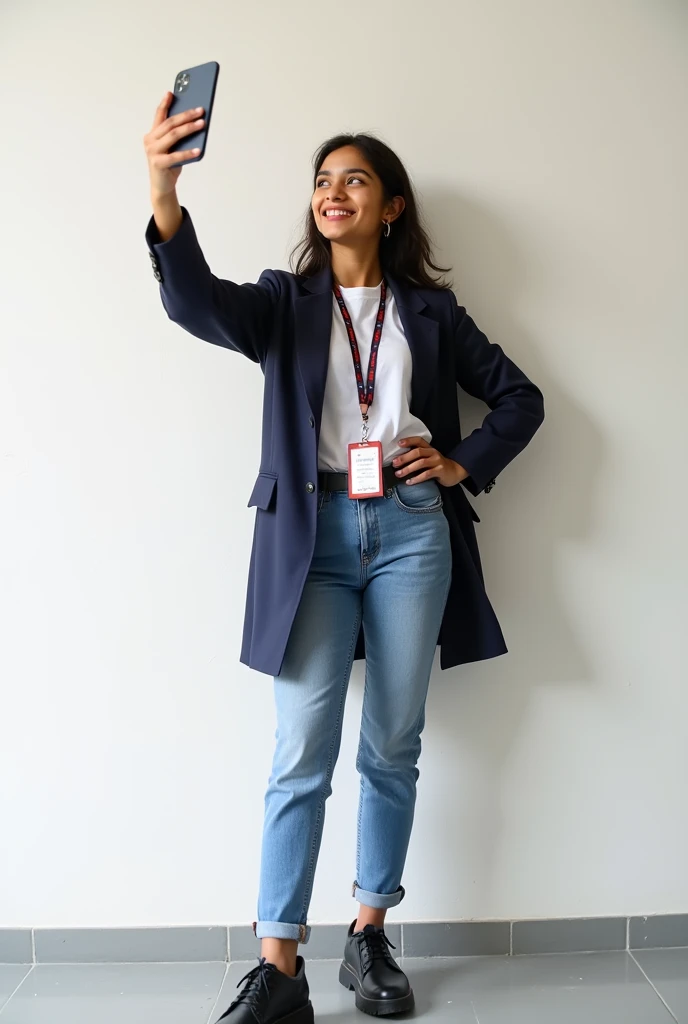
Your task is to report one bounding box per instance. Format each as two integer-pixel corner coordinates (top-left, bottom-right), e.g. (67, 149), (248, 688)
(226, 927), (230, 964)
(628, 950), (679, 1023)
(31, 929), (36, 965)
(626, 916), (630, 950)
(0, 965), (34, 1018)
(509, 921), (513, 956)
(205, 962), (230, 1024)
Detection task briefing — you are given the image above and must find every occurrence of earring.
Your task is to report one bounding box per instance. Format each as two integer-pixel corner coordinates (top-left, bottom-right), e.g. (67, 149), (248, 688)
(382, 220), (391, 238)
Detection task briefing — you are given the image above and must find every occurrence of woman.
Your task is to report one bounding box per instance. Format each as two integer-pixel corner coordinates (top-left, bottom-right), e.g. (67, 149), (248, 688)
(144, 93), (544, 1024)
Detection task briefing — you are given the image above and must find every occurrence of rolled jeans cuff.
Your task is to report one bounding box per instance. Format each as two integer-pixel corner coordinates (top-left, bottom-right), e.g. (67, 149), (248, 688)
(253, 920), (311, 944)
(353, 883), (406, 910)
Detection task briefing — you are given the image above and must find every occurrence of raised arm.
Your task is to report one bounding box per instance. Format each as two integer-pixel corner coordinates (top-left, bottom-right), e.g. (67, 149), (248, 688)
(143, 92), (279, 364)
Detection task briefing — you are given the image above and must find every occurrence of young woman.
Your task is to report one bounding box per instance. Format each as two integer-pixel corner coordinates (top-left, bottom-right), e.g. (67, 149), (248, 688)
(144, 93), (544, 1024)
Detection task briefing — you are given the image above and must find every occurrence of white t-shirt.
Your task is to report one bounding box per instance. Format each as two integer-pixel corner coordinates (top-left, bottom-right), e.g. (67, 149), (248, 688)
(317, 282), (432, 473)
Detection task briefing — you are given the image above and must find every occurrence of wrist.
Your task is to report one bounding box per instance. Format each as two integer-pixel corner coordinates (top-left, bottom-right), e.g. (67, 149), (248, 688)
(150, 192), (183, 243)
(450, 459), (469, 485)
(151, 189), (179, 208)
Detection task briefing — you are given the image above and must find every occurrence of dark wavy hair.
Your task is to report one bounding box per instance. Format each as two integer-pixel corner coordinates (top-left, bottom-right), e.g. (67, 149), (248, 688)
(289, 133), (452, 290)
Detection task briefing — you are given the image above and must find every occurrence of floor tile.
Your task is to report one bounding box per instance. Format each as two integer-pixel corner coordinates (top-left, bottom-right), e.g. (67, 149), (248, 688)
(1, 952), (678, 1023)
(219, 952), (675, 1023)
(436, 953), (674, 1024)
(0, 967), (32, 1013)
(633, 947), (688, 1021)
(0, 962), (226, 1023)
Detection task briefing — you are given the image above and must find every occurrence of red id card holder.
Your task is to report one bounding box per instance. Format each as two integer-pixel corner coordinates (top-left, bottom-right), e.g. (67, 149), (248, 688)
(347, 441), (384, 499)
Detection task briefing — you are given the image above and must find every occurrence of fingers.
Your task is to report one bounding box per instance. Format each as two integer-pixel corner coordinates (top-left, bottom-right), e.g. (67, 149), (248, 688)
(150, 105), (205, 142)
(404, 469), (437, 485)
(150, 147), (201, 169)
(394, 455), (437, 479)
(393, 443), (438, 469)
(151, 118), (204, 158)
(398, 436), (431, 449)
(151, 91), (172, 130)
(145, 115), (205, 164)
(144, 93), (206, 173)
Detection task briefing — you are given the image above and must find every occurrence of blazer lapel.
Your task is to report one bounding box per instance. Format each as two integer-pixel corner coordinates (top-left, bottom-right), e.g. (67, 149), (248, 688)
(295, 267), (333, 431)
(386, 273), (439, 423)
(295, 267), (440, 431)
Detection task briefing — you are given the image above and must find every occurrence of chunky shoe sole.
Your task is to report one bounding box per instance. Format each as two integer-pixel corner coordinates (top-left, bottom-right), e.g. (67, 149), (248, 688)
(278, 1004), (315, 1024)
(339, 961), (415, 1017)
(216, 1002), (314, 1024)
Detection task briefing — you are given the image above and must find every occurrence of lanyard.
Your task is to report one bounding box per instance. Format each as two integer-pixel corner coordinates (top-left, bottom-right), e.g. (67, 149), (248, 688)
(333, 279), (388, 443)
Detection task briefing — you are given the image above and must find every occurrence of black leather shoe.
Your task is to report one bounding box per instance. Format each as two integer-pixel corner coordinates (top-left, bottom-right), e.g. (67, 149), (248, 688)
(215, 956), (314, 1023)
(339, 921), (414, 1016)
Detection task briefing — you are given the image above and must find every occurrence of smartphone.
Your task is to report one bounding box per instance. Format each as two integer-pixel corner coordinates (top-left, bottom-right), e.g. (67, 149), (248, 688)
(168, 61), (220, 167)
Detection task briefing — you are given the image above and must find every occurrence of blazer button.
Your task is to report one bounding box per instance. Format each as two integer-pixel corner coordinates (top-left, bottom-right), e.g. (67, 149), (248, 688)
(306, 482), (315, 493)
(309, 415), (315, 428)
(153, 270), (163, 282)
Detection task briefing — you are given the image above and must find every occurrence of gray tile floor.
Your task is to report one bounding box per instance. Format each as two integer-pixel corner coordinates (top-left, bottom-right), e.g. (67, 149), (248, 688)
(0, 948), (686, 1022)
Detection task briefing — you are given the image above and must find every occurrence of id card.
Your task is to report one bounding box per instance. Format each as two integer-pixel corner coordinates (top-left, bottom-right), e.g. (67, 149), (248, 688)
(348, 441), (384, 499)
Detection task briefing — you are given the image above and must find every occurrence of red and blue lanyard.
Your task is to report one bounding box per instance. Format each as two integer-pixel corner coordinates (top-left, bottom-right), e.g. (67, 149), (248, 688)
(333, 279), (388, 441)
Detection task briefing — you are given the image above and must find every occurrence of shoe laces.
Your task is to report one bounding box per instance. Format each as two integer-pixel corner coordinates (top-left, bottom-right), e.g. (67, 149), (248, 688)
(220, 957), (276, 1020)
(358, 924), (396, 976)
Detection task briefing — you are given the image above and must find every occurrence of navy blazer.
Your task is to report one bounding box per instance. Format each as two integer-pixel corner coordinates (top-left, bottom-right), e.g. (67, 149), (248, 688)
(146, 209), (545, 676)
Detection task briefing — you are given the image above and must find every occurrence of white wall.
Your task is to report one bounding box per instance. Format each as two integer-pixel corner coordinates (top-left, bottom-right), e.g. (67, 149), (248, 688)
(1, 0), (686, 928)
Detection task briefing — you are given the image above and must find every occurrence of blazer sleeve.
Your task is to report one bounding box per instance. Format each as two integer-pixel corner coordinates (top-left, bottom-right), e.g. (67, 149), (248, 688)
(145, 207), (280, 365)
(446, 300), (545, 496)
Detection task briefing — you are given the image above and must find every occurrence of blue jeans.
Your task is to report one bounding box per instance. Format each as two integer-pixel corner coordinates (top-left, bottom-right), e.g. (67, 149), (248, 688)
(255, 479), (452, 943)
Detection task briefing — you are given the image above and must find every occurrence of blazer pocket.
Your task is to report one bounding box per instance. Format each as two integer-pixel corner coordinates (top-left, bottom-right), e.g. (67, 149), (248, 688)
(247, 472), (278, 511)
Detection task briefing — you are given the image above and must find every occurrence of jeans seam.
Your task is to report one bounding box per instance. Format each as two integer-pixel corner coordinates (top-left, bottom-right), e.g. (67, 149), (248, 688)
(300, 605), (362, 921)
(355, 661), (371, 879)
(356, 774), (365, 884)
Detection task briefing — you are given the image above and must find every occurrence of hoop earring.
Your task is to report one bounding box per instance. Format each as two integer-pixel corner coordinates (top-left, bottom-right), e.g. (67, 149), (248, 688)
(382, 220), (391, 238)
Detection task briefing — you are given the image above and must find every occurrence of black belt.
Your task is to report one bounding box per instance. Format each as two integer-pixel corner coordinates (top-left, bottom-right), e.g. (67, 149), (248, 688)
(318, 465), (400, 493)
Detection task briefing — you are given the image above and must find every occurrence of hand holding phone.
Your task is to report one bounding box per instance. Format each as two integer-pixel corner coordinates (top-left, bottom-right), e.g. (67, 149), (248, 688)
(144, 61), (219, 198)
(167, 62), (219, 166)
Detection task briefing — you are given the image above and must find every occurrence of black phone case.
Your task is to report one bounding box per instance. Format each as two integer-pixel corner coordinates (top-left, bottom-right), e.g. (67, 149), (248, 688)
(168, 61), (220, 167)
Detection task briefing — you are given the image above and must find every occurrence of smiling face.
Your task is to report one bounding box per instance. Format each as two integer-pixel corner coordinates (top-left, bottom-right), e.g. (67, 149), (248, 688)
(311, 145), (404, 246)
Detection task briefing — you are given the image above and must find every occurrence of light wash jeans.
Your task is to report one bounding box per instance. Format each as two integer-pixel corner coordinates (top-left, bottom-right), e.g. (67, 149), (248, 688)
(255, 478), (452, 943)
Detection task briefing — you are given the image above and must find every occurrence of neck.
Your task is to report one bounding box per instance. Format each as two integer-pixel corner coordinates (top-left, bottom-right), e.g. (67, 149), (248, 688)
(330, 240), (383, 288)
